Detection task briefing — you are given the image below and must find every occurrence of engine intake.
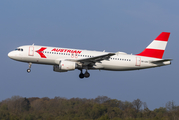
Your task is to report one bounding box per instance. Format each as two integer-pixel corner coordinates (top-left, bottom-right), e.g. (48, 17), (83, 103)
(53, 65), (68, 72)
(53, 60), (76, 72)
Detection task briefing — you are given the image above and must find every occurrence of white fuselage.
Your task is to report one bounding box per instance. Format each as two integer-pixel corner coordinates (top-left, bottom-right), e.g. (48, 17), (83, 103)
(8, 45), (170, 71)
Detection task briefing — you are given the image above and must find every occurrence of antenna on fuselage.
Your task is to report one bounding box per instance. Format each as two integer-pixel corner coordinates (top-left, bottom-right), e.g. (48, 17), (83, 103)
(32, 43), (34, 46)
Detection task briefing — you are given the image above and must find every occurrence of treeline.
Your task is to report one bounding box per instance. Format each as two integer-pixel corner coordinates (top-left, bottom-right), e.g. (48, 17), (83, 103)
(0, 96), (179, 120)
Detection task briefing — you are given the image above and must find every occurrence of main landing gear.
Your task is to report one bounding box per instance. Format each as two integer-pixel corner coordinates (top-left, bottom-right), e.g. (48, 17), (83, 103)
(27, 63), (32, 73)
(79, 69), (90, 79)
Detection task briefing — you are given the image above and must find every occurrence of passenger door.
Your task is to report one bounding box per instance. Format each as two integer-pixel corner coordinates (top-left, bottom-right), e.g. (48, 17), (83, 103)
(135, 57), (141, 66)
(28, 46), (34, 56)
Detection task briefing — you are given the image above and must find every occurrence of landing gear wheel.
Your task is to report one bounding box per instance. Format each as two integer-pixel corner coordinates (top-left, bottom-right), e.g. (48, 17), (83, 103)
(84, 71), (90, 78)
(27, 69), (31, 73)
(79, 73), (84, 79)
(27, 63), (32, 73)
(79, 69), (84, 79)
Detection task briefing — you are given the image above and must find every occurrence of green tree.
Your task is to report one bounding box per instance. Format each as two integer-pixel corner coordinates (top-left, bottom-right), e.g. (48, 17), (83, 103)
(132, 99), (142, 112)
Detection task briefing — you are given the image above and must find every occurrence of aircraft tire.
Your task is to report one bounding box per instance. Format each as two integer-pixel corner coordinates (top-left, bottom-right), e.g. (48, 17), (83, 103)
(84, 71), (90, 78)
(27, 69), (31, 73)
(79, 73), (84, 79)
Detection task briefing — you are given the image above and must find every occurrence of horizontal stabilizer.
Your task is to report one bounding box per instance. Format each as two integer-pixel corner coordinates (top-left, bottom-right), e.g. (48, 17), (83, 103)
(150, 59), (172, 64)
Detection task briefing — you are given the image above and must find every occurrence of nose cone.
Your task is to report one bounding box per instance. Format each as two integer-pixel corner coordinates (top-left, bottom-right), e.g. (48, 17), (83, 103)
(8, 51), (15, 59)
(8, 51), (21, 61)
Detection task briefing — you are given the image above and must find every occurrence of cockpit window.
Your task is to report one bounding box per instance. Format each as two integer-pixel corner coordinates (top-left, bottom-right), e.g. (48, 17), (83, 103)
(15, 48), (23, 51)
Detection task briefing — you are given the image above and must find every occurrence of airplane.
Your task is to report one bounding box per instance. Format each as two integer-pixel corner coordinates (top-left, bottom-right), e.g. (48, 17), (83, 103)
(8, 32), (171, 79)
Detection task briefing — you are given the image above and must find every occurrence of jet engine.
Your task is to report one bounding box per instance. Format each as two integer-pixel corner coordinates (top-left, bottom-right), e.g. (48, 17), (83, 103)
(53, 60), (76, 72)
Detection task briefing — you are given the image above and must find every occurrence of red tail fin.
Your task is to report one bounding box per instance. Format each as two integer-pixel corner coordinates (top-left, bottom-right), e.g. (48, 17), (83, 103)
(137, 32), (170, 59)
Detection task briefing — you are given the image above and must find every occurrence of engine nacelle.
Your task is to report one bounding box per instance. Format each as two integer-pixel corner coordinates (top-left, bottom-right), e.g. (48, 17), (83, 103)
(59, 60), (76, 70)
(53, 61), (76, 72)
(53, 65), (68, 72)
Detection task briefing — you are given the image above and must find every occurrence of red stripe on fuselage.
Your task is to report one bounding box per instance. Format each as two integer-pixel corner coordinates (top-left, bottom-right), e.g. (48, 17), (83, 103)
(137, 48), (164, 59)
(36, 47), (47, 58)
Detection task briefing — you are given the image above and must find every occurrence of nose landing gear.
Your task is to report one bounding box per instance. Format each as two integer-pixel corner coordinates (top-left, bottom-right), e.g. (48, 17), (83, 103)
(27, 63), (32, 73)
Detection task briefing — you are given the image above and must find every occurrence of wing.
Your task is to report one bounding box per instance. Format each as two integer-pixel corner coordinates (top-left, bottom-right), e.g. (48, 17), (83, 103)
(66, 53), (115, 65)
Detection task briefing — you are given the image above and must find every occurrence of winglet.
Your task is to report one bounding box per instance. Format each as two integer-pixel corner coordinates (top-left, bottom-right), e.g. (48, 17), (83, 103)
(137, 32), (170, 59)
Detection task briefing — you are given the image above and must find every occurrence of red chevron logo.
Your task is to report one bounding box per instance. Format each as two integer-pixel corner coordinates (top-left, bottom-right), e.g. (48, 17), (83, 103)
(36, 47), (47, 58)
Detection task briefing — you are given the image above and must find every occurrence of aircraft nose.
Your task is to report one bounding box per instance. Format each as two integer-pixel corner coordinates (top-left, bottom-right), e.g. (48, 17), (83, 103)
(8, 51), (14, 59)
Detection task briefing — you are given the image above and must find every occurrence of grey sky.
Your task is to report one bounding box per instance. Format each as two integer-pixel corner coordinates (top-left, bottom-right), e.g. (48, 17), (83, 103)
(1, 0), (179, 110)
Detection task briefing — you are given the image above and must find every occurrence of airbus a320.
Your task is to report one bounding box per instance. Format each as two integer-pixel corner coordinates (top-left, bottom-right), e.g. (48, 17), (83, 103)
(8, 32), (172, 78)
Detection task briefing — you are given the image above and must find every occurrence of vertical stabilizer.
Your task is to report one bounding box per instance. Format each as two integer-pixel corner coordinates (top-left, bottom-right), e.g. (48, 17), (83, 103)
(137, 32), (170, 59)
